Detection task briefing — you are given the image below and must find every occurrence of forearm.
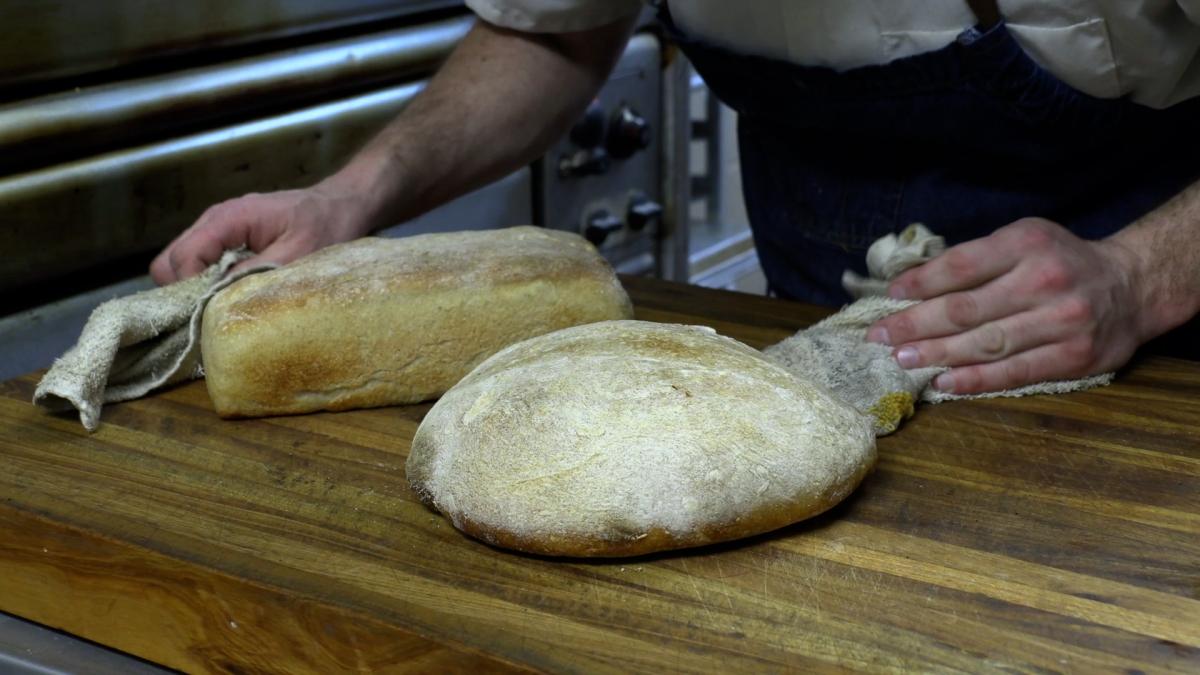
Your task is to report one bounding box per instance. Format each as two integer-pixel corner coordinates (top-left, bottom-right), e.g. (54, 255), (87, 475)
(1105, 178), (1200, 342)
(321, 15), (637, 235)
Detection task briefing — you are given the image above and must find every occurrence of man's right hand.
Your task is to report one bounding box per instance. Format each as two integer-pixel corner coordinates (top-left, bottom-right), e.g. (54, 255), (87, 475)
(149, 183), (367, 285)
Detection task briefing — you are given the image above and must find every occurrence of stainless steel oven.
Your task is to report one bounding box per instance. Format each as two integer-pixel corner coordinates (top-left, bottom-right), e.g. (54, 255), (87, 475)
(0, 1), (688, 383)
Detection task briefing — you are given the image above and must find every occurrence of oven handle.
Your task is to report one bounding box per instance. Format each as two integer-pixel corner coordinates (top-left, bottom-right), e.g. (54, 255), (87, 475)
(0, 16), (472, 175)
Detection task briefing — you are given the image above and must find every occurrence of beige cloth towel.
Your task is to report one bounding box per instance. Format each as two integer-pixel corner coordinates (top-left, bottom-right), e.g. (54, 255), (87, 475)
(33, 251), (273, 431)
(765, 224), (1112, 435)
(841, 223), (947, 298)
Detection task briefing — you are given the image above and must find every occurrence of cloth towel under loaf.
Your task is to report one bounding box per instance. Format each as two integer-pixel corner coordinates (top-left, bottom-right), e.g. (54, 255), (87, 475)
(764, 224), (1112, 435)
(34, 251), (274, 431)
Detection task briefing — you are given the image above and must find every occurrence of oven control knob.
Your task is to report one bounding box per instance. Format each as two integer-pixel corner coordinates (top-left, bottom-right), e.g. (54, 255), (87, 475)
(607, 105), (651, 159)
(584, 209), (623, 246)
(557, 147), (611, 179)
(626, 193), (663, 231)
(570, 100), (607, 149)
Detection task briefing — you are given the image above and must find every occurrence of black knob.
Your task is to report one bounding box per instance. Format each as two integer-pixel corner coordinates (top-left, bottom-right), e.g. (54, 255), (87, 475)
(584, 209), (623, 246)
(557, 147), (611, 179)
(607, 105), (651, 159)
(570, 100), (607, 149)
(626, 193), (663, 231)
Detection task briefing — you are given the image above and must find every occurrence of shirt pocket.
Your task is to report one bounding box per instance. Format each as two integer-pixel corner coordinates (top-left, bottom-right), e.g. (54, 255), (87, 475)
(882, 17), (1122, 102)
(880, 28), (965, 64)
(1003, 17), (1122, 100)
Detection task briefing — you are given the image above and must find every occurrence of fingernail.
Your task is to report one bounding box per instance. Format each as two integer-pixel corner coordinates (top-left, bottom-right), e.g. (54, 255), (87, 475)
(934, 373), (955, 392)
(867, 326), (892, 345)
(888, 286), (908, 300)
(896, 346), (921, 369)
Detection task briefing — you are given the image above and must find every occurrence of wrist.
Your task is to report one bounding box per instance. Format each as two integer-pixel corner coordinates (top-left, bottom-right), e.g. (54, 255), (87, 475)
(1099, 233), (1199, 342)
(316, 149), (415, 238)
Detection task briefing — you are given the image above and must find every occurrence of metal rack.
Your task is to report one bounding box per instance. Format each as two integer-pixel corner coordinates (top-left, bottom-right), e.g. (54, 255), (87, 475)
(685, 70), (765, 294)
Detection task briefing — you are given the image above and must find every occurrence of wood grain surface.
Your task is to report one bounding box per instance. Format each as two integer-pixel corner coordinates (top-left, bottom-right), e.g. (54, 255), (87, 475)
(1, 276), (1198, 673)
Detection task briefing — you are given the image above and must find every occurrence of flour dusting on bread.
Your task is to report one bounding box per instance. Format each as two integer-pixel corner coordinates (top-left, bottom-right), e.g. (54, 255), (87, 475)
(202, 227), (632, 418)
(408, 320), (875, 557)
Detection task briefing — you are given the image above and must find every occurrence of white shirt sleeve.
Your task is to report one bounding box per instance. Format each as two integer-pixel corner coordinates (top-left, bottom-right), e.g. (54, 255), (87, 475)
(465, 0), (643, 33)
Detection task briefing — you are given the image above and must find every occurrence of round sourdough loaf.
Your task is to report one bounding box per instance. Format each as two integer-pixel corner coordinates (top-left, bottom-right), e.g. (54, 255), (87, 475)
(407, 320), (875, 557)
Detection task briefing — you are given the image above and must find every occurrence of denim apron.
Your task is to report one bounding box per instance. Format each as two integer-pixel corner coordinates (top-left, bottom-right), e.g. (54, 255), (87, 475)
(659, 5), (1200, 312)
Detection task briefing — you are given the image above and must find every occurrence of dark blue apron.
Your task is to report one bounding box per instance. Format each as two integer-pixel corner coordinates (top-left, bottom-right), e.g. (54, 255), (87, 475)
(659, 4), (1200, 314)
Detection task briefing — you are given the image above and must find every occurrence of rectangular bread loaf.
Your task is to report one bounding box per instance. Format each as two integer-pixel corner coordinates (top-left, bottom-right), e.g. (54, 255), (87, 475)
(200, 226), (633, 418)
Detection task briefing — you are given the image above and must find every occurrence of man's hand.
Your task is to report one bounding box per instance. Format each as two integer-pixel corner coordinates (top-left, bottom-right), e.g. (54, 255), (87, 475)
(866, 218), (1147, 394)
(149, 183), (367, 285)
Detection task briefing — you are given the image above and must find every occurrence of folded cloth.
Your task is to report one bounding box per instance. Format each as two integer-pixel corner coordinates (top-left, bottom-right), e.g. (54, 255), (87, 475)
(840, 223), (946, 299)
(34, 251), (274, 431)
(765, 296), (940, 435)
(765, 224), (1112, 435)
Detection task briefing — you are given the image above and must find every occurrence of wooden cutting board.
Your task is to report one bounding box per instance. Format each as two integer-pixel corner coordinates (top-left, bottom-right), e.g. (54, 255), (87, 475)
(1, 277), (1198, 673)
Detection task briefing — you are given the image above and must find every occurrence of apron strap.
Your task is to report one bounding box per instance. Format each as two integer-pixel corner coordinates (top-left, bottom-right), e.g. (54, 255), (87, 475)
(965, 0), (1002, 27)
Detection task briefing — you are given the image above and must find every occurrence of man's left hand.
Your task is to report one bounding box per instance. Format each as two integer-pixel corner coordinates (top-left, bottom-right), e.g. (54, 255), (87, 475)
(866, 218), (1146, 394)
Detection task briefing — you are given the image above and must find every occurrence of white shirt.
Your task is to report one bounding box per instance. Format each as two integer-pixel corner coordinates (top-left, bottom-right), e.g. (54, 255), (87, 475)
(464, 0), (1200, 109)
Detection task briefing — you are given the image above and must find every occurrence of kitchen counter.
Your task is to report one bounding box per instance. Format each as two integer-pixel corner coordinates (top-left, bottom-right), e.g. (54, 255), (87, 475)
(1, 276), (1197, 673)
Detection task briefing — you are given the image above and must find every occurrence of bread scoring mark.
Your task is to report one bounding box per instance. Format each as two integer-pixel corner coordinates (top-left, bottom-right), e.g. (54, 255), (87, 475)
(670, 383), (693, 398)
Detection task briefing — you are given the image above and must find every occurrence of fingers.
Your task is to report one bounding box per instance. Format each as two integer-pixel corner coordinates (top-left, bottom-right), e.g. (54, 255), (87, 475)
(150, 230), (221, 286)
(149, 249), (178, 285)
(888, 237), (1015, 301)
(179, 227), (232, 278)
(149, 187), (364, 285)
(889, 303), (1082, 370)
(149, 199), (259, 285)
(870, 256), (1054, 346)
(869, 279), (1029, 346)
(930, 339), (1098, 395)
(224, 235), (313, 276)
(887, 218), (1056, 301)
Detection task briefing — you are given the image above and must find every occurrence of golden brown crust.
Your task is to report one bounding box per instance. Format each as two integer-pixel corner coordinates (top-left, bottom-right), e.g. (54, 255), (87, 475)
(201, 228), (632, 418)
(406, 320), (877, 558)
(212, 228), (618, 324)
(447, 460), (874, 558)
